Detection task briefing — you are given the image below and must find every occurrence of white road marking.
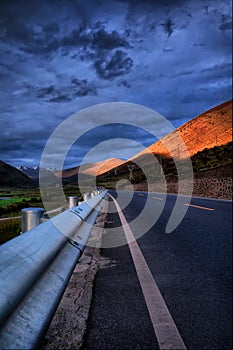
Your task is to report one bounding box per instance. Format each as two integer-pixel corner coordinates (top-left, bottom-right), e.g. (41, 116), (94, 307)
(184, 203), (214, 211)
(152, 196), (164, 201)
(109, 194), (186, 350)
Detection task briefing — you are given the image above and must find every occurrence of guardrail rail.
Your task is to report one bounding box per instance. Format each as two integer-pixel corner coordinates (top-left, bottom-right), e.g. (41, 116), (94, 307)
(0, 190), (107, 349)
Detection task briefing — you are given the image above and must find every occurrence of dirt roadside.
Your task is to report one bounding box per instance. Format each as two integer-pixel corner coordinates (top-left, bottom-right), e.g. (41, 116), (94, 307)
(41, 199), (109, 350)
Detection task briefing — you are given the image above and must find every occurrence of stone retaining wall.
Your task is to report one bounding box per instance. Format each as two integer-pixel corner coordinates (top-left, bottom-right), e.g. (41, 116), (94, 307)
(129, 177), (232, 200)
(192, 177), (232, 199)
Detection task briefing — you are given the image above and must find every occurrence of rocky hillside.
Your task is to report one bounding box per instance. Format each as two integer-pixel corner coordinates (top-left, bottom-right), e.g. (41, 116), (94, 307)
(131, 99), (232, 161)
(97, 100), (232, 190)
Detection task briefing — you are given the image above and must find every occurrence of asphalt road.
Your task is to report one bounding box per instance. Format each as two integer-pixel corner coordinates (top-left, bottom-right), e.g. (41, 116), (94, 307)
(81, 191), (232, 350)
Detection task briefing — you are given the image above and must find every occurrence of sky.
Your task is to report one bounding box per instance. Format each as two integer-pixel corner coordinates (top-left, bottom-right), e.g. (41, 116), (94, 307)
(0, 0), (232, 169)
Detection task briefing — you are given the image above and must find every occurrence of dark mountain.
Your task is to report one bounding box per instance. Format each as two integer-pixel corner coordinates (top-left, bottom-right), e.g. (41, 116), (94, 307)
(0, 161), (37, 188)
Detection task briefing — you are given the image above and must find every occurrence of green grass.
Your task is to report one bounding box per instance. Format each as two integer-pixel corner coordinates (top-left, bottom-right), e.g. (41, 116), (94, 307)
(0, 192), (43, 217)
(0, 197), (41, 208)
(0, 198), (22, 208)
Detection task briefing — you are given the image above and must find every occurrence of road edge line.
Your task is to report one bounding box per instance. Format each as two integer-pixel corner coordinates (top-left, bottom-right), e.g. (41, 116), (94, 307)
(109, 194), (186, 350)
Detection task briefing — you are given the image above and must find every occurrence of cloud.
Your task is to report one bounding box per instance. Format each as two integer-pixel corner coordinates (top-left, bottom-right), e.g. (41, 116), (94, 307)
(219, 14), (232, 31)
(48, 94), (72, 103)
(90, 22), (131, 50)
(94, 50), (134, 79)
(33, 78), (98, 103)
(163, 47), (174, 52)
(118, 80), (131, 88)
(36, 85), (56, 98)
(71, 78), (98, 96)
(64, 22), (133, 79)
(60, 22), (131, 55)
(160, 17), (175, 37)
(0, 0), (232, 168)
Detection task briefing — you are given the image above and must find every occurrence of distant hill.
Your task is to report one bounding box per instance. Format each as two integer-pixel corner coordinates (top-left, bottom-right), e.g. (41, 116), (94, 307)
(0, 161), (37, 188)
(97, 100), (232, 186)
(54, 158), (124, 180)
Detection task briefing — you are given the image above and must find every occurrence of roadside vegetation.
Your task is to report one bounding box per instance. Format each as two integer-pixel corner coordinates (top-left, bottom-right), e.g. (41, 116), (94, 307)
(0, 219), (21, 245)
(0, 189), (43, 244)
(0, 186), (83, 245)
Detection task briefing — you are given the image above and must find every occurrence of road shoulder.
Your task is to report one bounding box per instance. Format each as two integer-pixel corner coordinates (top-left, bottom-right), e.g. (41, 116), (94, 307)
(41, 204), (108, 350)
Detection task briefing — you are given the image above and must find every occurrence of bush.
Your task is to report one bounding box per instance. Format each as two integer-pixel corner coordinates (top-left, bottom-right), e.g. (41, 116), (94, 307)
(0, 219), (21, 245)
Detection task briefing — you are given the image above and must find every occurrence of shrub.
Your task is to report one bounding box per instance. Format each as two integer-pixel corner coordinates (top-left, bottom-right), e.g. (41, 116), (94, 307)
(0, 219), (21, 245)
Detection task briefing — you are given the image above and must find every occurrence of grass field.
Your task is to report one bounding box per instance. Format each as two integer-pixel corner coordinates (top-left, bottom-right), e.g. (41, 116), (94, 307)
(0, 196), (41, 208)
(0, 189), (42, 244)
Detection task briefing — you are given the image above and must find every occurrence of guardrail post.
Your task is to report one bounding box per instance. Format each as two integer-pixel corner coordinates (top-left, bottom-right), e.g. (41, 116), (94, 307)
(21, 208), (45, 233)
(83, 193), (90, 201)
(67, 196), (78, 208)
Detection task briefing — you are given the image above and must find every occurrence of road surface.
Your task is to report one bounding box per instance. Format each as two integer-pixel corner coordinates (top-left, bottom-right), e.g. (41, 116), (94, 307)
(82, 191), (232, 350)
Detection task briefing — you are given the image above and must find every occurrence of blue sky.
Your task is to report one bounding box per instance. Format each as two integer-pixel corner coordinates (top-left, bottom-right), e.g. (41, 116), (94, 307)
(0, 0), (232, 168)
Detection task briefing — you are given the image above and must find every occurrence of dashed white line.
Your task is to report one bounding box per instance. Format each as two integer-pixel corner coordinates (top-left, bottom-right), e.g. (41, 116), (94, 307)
(109, 194), (186, 350)
(152, 196), (164, 201)
(184, 203), (214, 211)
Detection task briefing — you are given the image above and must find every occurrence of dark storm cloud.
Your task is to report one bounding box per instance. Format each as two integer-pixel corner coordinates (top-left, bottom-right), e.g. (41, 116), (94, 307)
(71, 78), (97, 97)
(1, 17), (124, 54)
(160, 17), (175, 37)
(89, 22), (131, 50)
(118, 80), (131, 88)
(0, 3), (133, 80)
(36, 85), (56, 98)
(0, 0), (232, 168)
(58, 22), (131, 53)
(94, 50), (134, 80)
(34, 79), (97, 102)
(64, 23), (133, 79)
(49, 94), (72, 103)
(200, 62), (232, 74)
(118, 0), (188, 9)
(0, 1), (134, 85)
(219, 14), (232, 31)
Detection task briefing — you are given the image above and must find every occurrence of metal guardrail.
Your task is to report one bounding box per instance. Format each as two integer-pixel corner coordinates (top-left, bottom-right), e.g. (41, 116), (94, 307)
(0, 190), (107, 349)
